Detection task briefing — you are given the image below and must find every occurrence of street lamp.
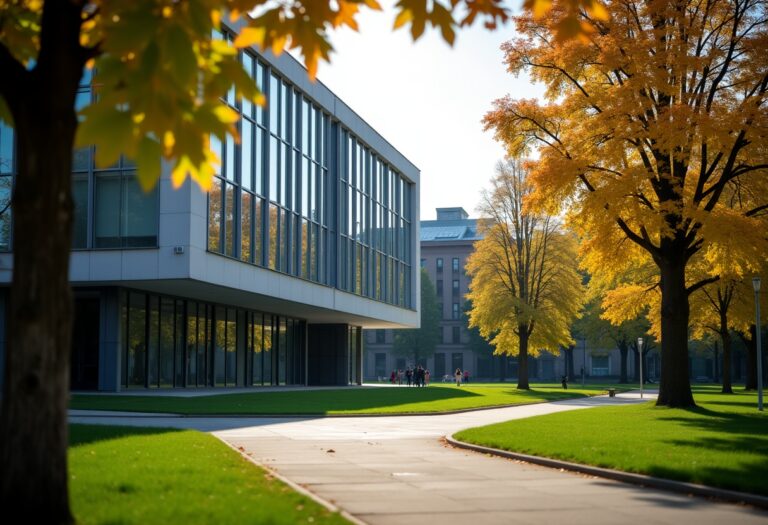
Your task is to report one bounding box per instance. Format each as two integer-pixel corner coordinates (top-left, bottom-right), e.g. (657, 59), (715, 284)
(752, 277), (763, 412)
(637, 337), (644, 400)
(582, 338), (586, 387)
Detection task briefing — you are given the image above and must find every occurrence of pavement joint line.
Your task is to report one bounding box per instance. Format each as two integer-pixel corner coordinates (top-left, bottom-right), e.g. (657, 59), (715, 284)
(444, 435), (768, 511)
(214, 435), (369, 525)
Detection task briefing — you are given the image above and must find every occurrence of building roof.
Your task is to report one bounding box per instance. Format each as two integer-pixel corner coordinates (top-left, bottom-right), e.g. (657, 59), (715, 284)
(420, 219), (483, 242)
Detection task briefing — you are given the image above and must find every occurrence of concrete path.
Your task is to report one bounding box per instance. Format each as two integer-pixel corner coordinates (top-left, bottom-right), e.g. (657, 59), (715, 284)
(70, 392), (767, 525)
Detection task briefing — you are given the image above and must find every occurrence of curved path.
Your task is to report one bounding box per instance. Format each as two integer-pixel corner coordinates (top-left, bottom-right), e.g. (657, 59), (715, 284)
(70, 392), (767, 525)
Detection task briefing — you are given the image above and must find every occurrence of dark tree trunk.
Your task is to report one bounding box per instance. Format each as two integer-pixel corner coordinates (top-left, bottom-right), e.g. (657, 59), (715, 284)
(0, 2), (85, 523)
(618, 341), (628, 383)
(656, 259), (695, 407)
(517, 326), (529, 390)
(562, 345), (574, 379)
(742, 326), (757, 391)
(719, 312), (732, 393)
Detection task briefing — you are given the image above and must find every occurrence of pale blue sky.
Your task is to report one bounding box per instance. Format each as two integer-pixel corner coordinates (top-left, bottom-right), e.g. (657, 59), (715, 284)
(312, 2), (544, 220)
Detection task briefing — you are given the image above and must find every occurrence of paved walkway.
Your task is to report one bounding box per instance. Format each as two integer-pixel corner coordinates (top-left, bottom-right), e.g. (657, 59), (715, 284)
(70, 392), (767, 525)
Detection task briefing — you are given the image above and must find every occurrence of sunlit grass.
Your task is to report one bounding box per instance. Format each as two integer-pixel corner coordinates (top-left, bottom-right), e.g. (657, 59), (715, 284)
(454, 386), (768, 495)
(71, 382), (627, 415)
(69, 425), (349, 525)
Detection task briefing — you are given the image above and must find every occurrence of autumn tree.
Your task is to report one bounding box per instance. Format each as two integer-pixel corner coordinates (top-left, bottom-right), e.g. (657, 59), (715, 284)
(0, 0), (525, 521)
(393, 268), (441, 366)
(467, 159), (583, 389)
(485, 0), (768, 407)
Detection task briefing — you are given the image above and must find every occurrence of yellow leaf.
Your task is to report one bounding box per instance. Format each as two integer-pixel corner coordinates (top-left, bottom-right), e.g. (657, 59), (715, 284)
(394, 9), (413, 30)
(213, 105), (239, 124)
(234, 27), (266, 49)
(171, 155), (193, 189)
(163, 130), (175, 154)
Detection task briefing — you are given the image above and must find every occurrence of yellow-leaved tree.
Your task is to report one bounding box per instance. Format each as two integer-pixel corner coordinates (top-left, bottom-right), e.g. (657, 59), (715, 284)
(484, 0), (768, 407)
(466, 159), (583, 389)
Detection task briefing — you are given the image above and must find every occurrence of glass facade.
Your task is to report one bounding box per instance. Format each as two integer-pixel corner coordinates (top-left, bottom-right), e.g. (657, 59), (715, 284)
(122, 289), (306, 388)
(206, 30), (415, 309)
(0, 120), (13, 251)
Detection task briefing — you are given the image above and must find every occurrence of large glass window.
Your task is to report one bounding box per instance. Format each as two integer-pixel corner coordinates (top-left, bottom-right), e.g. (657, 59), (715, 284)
(95, 170), (158, 248)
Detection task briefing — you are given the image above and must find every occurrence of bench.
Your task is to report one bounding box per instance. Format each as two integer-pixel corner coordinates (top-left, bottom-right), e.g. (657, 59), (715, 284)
(607, 388), (616, 397)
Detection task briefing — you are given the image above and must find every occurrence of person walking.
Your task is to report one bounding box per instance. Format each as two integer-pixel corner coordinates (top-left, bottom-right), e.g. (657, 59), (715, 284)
(561, 375), (568, 389)
(425, 369), (430, 386)
(455, 368), (462, 386)
(406, 368), (412, 387)
(390, 370), (396, 384)
(463, 370), (470, 384)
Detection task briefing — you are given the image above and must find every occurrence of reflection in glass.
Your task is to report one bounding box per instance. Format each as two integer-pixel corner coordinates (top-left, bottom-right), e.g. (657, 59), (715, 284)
(241, 191), (252, 262)
(215, 306), (226, 386)
(208, 178), (222, 252)
(72, 175), (88, 248)
(224, 182), (235, 257)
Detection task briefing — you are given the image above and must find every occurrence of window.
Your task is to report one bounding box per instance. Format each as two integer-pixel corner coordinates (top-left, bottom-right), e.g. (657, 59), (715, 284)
(452, 279), (459, 297)
(452, 352), (463, 372)
(452, 303), (460, 319)
(95, 170), (158, 248)
(376, 329), (385, 344)
(592, 355), (610, 376)
(420, 258), (426, 268)
(452, 257), (460, 272)
(436, 258), (443, 273)
(452, 326), (460, 344)
(436, 279), (443, 297)
(374, 352), (387, 378)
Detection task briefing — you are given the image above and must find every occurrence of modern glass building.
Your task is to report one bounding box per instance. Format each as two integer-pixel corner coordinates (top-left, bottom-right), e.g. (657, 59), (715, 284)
(0, 24), (420, 391)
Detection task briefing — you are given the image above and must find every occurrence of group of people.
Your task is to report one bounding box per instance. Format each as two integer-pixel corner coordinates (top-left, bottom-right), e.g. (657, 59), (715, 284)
(453, 368), (470, 386)
(390, 366), (430, 387)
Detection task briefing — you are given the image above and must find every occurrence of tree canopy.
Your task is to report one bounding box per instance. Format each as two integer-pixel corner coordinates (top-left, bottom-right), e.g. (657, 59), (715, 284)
(484, 0), (768, 407)
(467, 159), (584, 389)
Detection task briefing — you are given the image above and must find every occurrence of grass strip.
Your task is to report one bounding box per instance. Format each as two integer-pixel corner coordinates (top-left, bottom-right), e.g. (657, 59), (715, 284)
(69, 424), (349, 524)
(71, 382), (626, 415)
(454, 386), (768, 496)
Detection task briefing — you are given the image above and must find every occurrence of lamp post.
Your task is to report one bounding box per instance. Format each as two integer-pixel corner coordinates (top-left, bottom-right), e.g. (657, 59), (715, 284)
(752, 277), (763, 412)
(637, 337), (644, 400)
(582, 338), (586, 387)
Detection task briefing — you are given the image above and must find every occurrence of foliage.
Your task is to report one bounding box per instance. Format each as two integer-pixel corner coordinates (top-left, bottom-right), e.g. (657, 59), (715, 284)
(466, 159), (584, 357)
(455, 386), (768, 496)
(393, 268), (441, 365)
(69, 425), (349, 524)
(0, 0), (516, 192)
(484, 0), (768, 406)
(70, 382), (627, 415)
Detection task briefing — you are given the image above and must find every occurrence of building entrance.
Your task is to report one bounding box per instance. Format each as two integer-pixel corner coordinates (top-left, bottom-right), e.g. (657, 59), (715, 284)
(71, 298), (100, 390)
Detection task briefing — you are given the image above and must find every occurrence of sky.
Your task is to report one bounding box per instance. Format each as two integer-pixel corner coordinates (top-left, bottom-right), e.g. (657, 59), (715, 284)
(306, 2), (545, 221)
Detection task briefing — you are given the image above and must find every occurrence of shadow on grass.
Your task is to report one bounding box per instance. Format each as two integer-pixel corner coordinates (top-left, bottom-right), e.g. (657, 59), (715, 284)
(70, 424), (183, 447)
(647, 459), (768, 497)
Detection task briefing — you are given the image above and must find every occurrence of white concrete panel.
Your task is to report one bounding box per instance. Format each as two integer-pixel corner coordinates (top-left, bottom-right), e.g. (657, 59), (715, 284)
(158, 177), (191, 215)
(158, 212), (190, 247)
(88, 251), (122, 281)
(70, 252), (90, 281)
(121, 250), (159, 280)
(188, 208), (208, 251)
(157, 246), (189, 279)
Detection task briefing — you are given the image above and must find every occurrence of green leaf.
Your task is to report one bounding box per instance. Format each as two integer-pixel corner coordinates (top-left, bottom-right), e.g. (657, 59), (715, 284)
(164, 24), (197, 86)
(136, 136), (163, 192)
(76, 105), (134, 169)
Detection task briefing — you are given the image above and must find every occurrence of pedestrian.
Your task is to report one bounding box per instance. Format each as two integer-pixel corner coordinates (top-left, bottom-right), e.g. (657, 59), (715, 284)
(455, 368), (462, 386)
(425, 369), (430, 386)
(406, 367), (412, 387)
(398, 369), (403, 386)
(463, 370), (470, 384)
(561, 375), (568, 389)
(390, 370), (396, 384)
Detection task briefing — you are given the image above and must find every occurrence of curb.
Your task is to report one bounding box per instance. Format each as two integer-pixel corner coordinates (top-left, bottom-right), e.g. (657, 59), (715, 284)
(445, 436), (768, 510)
(216, 436), (368, 525)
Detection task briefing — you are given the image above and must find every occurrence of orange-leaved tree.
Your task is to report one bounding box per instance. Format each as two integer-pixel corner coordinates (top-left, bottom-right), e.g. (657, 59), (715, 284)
(484, 0), (768, 408)
(466, 159), (583, 389)
(0, 0), (611, 521)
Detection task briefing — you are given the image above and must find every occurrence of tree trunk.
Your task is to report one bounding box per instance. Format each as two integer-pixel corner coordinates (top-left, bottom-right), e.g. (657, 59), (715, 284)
(720, 313), (732, 394)
(656, 260), (695, 407)
(0, 2), (84, 523)
(743, 326), (757, 391)
(618, 341), (628, 383)
(517, 326), (530, 390)
(566, 345), (574, 380)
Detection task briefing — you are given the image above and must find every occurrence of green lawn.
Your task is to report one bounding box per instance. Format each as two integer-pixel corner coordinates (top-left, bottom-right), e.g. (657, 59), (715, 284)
(71, 382), (624, 415)
(69, 424), (349, 525)
(454, 386), (768, 496)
